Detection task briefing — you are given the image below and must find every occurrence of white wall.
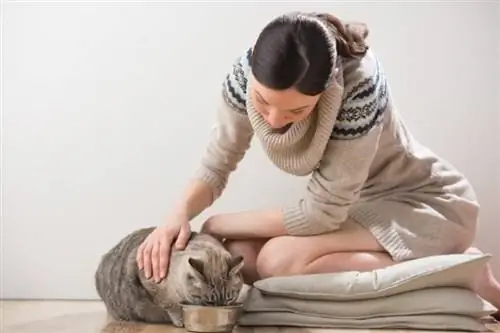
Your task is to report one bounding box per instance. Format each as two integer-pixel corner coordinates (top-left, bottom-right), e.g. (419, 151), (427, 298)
(2, 1), (499, 300)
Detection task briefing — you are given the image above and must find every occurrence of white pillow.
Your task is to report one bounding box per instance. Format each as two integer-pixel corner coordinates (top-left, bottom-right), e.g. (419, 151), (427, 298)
(254, 253), (491, 301)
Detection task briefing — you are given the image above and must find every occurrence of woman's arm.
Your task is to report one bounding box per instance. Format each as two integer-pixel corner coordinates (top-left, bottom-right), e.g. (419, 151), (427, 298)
(177, 50), (254, 220)
(201, 123), (384, 240)
(169, 179), (213, 222)
(192, 50), (254, 204)
(202, 208), (288, 239)
(193, 97), (253, 204)
(170, 95), (253, 222)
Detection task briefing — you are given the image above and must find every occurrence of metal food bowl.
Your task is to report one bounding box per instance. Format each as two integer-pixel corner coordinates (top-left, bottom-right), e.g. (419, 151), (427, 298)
(181, 303), (243, 333)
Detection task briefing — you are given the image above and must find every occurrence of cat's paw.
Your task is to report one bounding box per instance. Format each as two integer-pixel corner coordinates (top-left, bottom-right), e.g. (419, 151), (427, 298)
(167, 310), (184, 328)
(171, 317), (184, 328)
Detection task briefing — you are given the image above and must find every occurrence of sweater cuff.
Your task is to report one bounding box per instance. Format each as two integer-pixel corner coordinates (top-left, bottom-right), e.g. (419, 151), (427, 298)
(282, 205), (314, 236)
(193, 166), (226, 202)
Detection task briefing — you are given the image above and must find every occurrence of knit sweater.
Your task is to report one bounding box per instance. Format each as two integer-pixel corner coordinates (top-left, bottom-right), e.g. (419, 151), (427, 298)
(194, 24), (477, 240)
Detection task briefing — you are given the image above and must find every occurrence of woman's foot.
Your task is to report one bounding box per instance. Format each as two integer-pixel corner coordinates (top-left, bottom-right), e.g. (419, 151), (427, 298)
(466, 247), (500, 320)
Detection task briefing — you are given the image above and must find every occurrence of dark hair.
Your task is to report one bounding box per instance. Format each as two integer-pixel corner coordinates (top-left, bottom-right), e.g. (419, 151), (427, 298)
(251, 13), (369, 96)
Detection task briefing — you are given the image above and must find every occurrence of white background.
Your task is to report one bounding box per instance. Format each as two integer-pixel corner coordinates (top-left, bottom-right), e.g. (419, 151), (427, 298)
(2, 1), (499, 300)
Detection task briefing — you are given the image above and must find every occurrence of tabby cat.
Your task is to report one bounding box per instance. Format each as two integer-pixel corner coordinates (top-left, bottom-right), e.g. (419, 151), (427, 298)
(94, 227), (245, 327)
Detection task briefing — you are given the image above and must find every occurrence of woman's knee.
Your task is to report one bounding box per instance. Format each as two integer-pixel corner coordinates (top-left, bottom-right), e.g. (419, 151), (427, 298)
(224, 239), (267, 284)
(225, 239), (259, 261)
(255, 223), (386, 278)
(225, 239), (267, 270)
(256, 236), (305, 278)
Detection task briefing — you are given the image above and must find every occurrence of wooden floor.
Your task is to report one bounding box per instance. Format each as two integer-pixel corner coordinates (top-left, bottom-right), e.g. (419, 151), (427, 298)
(1, 300), (499, 333)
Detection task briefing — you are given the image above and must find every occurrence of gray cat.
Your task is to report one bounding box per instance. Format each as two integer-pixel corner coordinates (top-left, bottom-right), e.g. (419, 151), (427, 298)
(94, 227), (245, 327)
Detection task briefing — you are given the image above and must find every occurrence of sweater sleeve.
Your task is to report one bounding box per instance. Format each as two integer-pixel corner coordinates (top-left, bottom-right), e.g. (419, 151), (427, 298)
(193, 50), (254, 202)
(282, 51), (390, 236)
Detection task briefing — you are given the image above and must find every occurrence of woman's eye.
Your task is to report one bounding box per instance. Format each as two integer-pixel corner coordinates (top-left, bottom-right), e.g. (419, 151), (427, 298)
(290, 108), (306, 115)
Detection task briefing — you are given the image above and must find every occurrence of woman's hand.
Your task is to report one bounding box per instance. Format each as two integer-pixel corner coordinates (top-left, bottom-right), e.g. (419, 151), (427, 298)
(136, 215), (191, 283)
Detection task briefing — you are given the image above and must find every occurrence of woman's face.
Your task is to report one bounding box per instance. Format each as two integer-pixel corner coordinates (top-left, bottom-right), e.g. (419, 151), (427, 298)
(250, 75), (322, 129)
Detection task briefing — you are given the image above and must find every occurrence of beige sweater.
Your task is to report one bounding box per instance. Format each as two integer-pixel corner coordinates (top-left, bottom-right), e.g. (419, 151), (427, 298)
(193, 46), (478, 245)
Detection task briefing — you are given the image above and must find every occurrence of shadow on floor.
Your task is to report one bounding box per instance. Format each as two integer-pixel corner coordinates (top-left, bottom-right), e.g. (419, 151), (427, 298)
(3, 310), (305, 333)
(4, 308), (498, 333)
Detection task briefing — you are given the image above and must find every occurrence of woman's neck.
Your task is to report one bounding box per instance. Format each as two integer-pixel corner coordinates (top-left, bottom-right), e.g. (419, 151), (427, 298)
(246, 73), (345, 176)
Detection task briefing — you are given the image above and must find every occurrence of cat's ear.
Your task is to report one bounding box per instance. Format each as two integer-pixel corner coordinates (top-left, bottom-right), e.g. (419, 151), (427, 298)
(228, 255), (244, 276)
(188, 258), (205, 277)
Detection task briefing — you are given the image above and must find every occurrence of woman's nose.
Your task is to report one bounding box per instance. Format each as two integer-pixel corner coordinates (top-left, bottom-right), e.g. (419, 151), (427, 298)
(265, 112), (288, 129)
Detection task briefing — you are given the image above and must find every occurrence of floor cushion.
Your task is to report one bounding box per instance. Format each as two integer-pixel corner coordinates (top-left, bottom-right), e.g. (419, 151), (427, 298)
(237, 253), (497, 331)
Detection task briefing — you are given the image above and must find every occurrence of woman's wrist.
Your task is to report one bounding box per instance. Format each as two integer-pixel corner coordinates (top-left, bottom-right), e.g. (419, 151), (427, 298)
(166, 179), (214, 225)
(167, 207), (190, 223)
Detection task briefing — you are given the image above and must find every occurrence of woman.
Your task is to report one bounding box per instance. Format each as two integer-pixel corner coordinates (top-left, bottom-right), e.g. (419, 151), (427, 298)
(136, 12), (500, 313)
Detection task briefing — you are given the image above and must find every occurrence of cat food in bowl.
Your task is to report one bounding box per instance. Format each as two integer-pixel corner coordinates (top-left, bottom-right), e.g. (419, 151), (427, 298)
(181, 304), (243, 332)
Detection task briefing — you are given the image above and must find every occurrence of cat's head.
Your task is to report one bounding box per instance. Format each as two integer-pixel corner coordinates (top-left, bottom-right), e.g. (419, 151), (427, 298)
(183, 251), (245, 306)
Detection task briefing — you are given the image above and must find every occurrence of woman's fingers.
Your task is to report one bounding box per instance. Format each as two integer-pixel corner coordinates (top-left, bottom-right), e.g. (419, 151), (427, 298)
(136, 221), (190, 282)
(136, 242), (145, 271)
(142, 241), (154, 279)
(158, 238), (171, 280)
(151, 240), (162, 282)
(175, 224), (191, 250)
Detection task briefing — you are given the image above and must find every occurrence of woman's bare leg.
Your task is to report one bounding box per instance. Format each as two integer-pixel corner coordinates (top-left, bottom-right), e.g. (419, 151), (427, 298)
(466, 247), (500, 319)
(224, 238), (268, 284)
(223, 216), (500, 319)
(256, 219), (386, 277)
(250, 219), (500, 318)
(305, 248), (500, 319)
(301, 251), (395, 275)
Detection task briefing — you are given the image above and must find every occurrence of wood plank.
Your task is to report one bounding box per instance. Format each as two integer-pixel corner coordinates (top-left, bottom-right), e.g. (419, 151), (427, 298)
(2, 301), (499, 333)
